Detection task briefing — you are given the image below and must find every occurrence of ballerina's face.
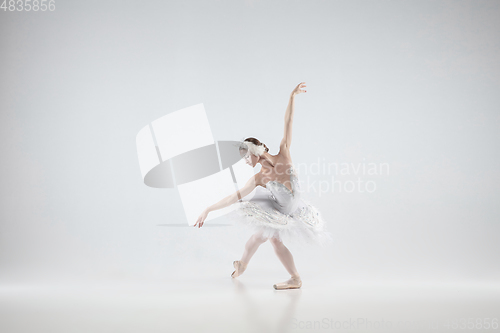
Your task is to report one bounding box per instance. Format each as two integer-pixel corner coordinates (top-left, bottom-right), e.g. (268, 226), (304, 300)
(241, 149), (258, 167)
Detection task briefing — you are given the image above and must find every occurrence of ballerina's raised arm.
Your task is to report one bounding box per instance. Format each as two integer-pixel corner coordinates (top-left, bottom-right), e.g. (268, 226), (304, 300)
(194, 82), (306, 228)
(279, 82), (307, 154)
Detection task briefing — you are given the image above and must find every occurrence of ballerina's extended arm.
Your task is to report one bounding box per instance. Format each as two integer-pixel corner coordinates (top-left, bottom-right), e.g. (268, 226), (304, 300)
(279, 82), (306, 153)
(194, 174), (259, 228)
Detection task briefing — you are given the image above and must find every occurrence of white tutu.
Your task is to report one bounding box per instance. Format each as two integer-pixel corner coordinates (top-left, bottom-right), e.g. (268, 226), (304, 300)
(226, 165), (333, 249)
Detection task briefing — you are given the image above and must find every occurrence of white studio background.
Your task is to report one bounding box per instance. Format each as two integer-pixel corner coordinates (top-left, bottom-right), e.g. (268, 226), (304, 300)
(0, 0), (499, 286)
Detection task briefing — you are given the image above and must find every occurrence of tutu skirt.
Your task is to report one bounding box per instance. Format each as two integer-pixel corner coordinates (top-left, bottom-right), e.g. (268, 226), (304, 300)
(226, 186), (333, 249)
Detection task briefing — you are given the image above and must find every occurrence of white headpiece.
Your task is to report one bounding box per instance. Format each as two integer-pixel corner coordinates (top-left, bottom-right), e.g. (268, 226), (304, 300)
(238, 140), (266, 157)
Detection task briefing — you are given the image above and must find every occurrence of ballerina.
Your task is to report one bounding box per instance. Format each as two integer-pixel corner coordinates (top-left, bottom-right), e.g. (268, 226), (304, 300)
(194, 82), (333, 290)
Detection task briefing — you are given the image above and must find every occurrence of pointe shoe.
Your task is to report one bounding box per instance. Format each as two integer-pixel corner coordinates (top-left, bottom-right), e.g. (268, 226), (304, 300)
(273, 276), (302, 290)
(231, 260), (248, 278)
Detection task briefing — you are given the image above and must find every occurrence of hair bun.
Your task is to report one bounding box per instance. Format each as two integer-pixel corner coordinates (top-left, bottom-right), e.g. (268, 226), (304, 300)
(243, 137), (269, 155)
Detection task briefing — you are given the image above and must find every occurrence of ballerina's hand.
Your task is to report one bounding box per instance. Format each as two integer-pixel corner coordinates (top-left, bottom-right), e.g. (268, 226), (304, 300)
(194, 209), (209, 228)
(291, 82), (307, 96)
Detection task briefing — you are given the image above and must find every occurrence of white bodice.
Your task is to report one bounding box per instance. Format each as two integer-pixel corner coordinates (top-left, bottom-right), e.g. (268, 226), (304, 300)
(265, 166), (301, 215)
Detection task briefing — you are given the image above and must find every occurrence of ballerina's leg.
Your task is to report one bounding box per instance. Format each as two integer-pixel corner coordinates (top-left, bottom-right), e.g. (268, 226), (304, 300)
(269, 237), (300, 278)
(232, 231), (268, 278)
(240, 231), (268, 265)
(269, 236), (302, 289)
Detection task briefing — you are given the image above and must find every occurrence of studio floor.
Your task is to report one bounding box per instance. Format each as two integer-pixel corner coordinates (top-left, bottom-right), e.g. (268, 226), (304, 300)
(1, 274), (499, 333)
